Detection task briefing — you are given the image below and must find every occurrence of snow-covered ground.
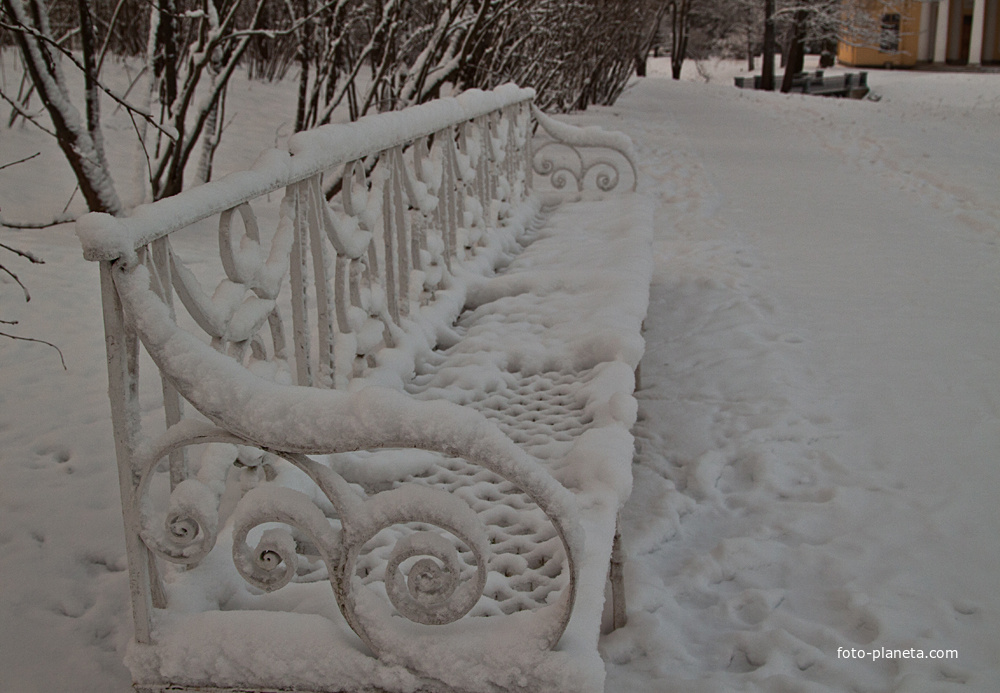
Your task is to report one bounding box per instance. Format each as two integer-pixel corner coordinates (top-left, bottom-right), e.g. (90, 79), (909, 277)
(2, 55), (998, 692)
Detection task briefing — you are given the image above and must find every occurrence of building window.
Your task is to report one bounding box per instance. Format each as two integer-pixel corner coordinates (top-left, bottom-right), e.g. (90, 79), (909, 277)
(881, 13), (901, 52)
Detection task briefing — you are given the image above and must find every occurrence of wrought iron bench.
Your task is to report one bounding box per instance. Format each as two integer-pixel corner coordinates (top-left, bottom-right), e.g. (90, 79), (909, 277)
(76, 84), (652, 693)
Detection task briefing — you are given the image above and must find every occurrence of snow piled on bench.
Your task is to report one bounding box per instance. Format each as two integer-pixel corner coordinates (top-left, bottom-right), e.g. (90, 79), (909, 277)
(105, 177), (652, 691)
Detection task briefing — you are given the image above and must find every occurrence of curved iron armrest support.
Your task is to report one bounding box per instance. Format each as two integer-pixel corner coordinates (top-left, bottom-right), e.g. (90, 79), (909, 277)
(112, 257), (583, 658)
(531, 105), (639, 194)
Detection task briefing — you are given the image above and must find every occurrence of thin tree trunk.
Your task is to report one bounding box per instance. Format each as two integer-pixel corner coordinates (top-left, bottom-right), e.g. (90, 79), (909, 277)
(780, 6), (808, 93)
(670, 0), (690, 80)
(294, 0), (312, 132)
(2, 0), (123, 215)
(194, 82), (225, 185)
(761, 0), (775, 90)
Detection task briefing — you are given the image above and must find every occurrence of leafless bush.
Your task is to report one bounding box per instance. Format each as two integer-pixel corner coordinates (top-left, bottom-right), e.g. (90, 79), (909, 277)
(1, 0), (662, 225)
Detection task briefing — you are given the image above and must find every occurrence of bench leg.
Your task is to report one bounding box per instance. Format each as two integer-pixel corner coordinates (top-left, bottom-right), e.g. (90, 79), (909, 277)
(610, 514), (627, 630)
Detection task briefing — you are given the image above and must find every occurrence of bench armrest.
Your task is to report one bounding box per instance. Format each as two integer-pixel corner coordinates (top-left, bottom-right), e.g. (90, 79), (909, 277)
(531, 105), (639, 194)
(112, 258), (583, 657)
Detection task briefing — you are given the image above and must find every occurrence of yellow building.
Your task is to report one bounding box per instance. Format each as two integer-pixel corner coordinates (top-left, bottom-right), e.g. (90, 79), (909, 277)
(839, 0), (1000, 67)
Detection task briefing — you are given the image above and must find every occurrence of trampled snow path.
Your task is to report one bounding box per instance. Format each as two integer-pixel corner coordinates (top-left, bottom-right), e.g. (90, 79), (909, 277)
(1, 59), (998, 692)
(591, 69), (1000, 692)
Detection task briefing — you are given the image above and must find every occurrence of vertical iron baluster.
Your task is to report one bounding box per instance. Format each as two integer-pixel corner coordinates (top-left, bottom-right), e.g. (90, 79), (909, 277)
(411, 138), (430, 271)
(508, 106), (516, 199)
(289, 184), (313, 386)
(333, 255), (351, 336)
(475, 117), (490, 234)
(307, 176), (336, 388)
(333, 254), (351, 388)
(455, 125), (468, 258)
(522, 102), (533, 197)
(101, 260), (155, 642)
(440, 127), (458, 269)
(390, 147), (411, 318)
(150, 238), (188, 488)
(480, 117), (490, 219)
(432, 134), (449, 274)
(382, 151), (400, 325)
(456, 121), (472, 251)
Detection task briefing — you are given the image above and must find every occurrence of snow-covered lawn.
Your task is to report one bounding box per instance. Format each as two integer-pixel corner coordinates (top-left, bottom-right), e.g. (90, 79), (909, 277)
(2, 56), (998, 692)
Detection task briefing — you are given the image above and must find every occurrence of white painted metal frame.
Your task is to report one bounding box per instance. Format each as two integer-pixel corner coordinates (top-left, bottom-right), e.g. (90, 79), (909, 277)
(79, 83), (638, 692)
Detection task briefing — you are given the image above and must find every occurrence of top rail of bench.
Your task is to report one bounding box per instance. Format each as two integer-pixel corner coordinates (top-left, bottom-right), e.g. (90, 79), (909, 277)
(78, 85), (536, 262)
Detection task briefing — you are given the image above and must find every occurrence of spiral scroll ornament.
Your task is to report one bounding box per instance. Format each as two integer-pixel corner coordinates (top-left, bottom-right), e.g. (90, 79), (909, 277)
(131, 426), (250, 566)
(532, 143), (583, 191)
(593, 161), (621, 192)
(339, 484), (490, 632)
(532, 144), (626, 194)
(130, 422), (578, 655)
(230, 485), (338, 593)
(529, 105), (638, 194)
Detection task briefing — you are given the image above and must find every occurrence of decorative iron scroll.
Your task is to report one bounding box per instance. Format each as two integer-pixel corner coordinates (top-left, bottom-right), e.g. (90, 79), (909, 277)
(531, 105), (639, 194)
(118, 261), (581, 655)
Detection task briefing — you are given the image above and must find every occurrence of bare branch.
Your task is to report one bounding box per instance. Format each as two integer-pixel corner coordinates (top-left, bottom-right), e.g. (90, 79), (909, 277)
(0, 152), (40, 171)
(0, 330), (67, 370)
(59, 185), (79, 217)
(111, 64), (150, 115)
(6, 68), (35, 128)
(127, 109), (156, 191)
(0, 260), (30, 300)
(0, 214), (75, 229)
(0, 86), (57, 136)
(96, 0), (129, 74)
(3, 7), (178, 141)
(226, 0), (348, 41)
(0, 241), (44, 263)
(4, 0), (123, 214)
(153, 0), (269, 197)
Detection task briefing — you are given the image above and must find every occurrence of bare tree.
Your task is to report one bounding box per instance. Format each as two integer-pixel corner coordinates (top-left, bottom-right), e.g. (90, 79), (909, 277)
(3, 0), (668, 224)
(761, 0), (776, 88)
(631, 0), (700, 82)
(0, 0), (281, 214)
(775, 0), (904, 91)
(478, 0), (662, 110)
(280, 0), (665, 120)
(635, 1), (674, 77)
(779, 0), (808, 91)
(135, 0), (273, 199)
(671, 0), (698, 79)
(1, 0), (125, 214)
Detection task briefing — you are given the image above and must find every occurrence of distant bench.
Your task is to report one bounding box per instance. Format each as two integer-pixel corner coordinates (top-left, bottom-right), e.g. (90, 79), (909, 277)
(77, 84), (652, 693)
(735, 70), (870, 98)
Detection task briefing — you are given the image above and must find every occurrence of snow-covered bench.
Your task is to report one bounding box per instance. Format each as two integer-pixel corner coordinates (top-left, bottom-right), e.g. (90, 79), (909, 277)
(77, 84), (652, 693)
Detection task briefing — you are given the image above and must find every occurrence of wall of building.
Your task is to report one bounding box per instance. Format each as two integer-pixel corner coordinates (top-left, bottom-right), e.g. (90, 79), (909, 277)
(981, 0), (1000, 60)
(840, 0), (1000, 66)
(838, 0), (922, 67)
